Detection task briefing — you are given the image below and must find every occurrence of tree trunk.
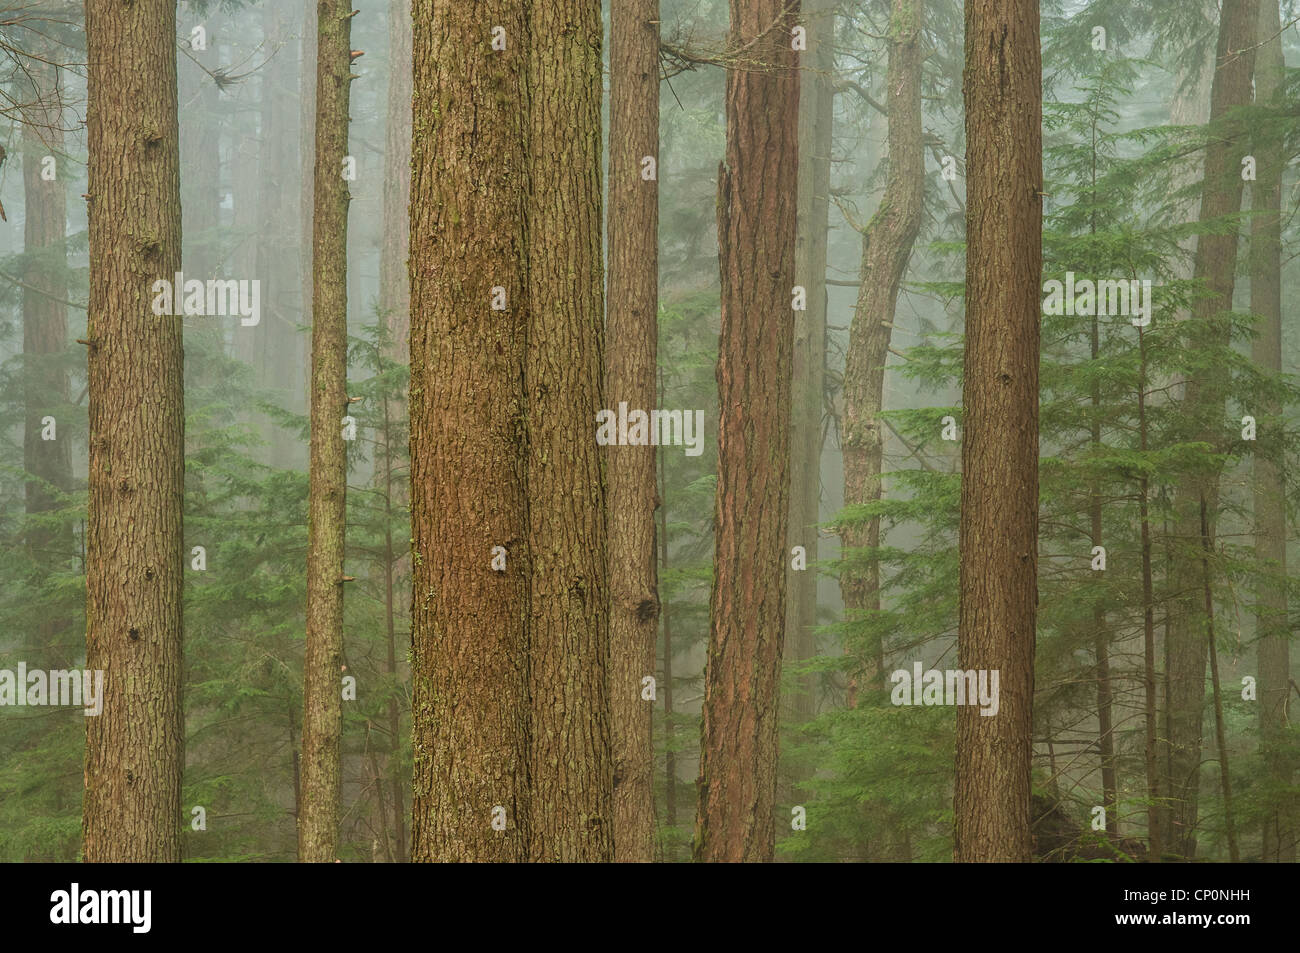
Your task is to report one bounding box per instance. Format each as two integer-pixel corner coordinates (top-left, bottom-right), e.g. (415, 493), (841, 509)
(840, 0), (924, 691)
(659, 424), (677, 839)
(82, 0), (185, 863)
(606, 0), (661, 863)
(837, 0), (924, 863)
(379, 0), (412, 360)
(694, 0), (801, 864)
(408, 0), (532, 863)
(1250, 0), (1293, 865)
(1200, 499), (1239, 861)
(298, 0), (352, 863)
(524, 0), (614, 863)
(252, 4), (306, 470)
(1137, 328), (1162, 861)
(21, 47), (72, 579)
(375, 0), (412, 864)
(299, 0), (317, 393)
(787, 0), (835, 722)
(1163, 0), (1257, 860)
(953, 0), (1041, 864)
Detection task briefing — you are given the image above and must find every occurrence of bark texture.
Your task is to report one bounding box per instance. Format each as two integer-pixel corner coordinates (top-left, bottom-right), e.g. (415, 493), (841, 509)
(694, 0), (800, 864)
(82, 0), (185, 863)
(298, 0), (352, 863)
(524, 0), (614, 863)
(954, 0), (1041, 863)
(409, 0), (532, 863)
(606, 0), (661, 863)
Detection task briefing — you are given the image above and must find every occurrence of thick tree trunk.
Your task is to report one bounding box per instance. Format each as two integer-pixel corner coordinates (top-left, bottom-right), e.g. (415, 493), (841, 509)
(606, 0), (661, 863)
(298, 0), (352, 863)
(1163, 0), (1257, 860)
(21, 49), (72, 574)
(787, 0), (835, 722)
(1250, 0), (1293, 865)
(82, 0), (185, 863)
(694, 0), (800, 864)
(954, 0), (1041, 864)
(408, 0), (531, 863)
(524, 0), (614, 863)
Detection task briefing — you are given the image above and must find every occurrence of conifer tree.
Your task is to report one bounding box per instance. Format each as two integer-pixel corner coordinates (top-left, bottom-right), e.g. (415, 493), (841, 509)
(82, 0), (185, 863)
(954, 0), (1042, 864)
(298, 0), (353, 863)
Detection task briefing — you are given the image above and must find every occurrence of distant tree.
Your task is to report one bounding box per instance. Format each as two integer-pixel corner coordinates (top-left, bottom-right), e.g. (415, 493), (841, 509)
(1164, 0), (1257, 860)
(1249, 0), (1293, 865)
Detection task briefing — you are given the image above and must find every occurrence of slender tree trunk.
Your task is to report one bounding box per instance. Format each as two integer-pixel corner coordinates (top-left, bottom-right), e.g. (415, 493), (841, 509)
(1200, 498), (1239, 861)
(377, 0), (412, 864)
(607, 0), (661, 863)
(1137, 326), (1161, 861)
(299, 0), (317, 390)
(1084, 118), (1117, 840)
(380, 398), (405, 862)
(1250, 0), (1294, 865)
(408, 0), (531, 863)
(379, 0), (412, 359)
(841, 0), (924, 686)
(524, 0), (614, 863)
(953, 0), (1041, 864)
(837, 0), (924, 863)
(21, 48), (71, 567)
(252, 4), (305, 470)
(694, 0), (801, 864)
(298, 0), (353, 863)
(658, 423), (677, 839)
(787, 0), (835, 722)
(82, 0), (185, 863)
(1164, 0), (1258, 860)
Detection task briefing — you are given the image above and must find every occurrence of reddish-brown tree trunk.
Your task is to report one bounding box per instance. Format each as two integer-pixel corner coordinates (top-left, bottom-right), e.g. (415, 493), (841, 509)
(953, 0), (1042, 864)
(694, 0), (801, 864)
(607, 0), (661, 863)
